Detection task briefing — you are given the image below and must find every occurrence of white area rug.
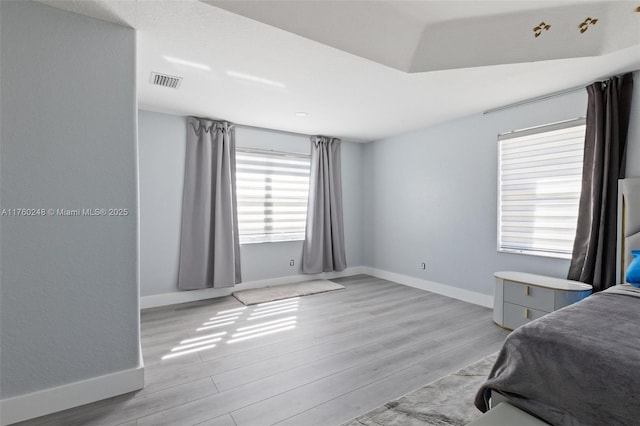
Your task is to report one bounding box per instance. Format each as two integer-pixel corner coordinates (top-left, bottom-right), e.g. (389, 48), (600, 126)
(232, 279), (345, 305)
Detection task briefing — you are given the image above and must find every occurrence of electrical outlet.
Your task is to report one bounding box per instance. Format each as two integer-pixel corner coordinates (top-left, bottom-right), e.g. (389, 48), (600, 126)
(290, 259), (295, 267)
(420, 262), (426, 270)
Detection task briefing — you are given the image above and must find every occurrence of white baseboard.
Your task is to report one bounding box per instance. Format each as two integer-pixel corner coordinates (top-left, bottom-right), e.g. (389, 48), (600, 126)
(140, 266), (492, 310)
(140, 266), (366, 309)
(0, 364), (144, 426)
(362, 267), (494, 308)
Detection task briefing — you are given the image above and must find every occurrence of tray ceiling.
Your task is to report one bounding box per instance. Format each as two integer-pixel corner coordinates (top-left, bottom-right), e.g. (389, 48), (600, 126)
(208, 1), (640, 72)
(36, 1), (640, 140)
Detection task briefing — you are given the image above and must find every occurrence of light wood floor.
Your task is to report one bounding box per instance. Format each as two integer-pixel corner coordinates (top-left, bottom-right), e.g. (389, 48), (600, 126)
(16, 275), (508, 426)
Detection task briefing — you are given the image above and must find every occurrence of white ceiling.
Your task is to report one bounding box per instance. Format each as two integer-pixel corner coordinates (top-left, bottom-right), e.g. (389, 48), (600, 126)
(39, 0), (640, 141)
(208, 1), (640, 72)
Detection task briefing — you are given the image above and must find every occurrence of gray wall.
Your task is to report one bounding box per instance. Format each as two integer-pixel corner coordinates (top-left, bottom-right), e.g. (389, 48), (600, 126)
(626, 71), (640, 177)
(362, 90), (588, 295)
(0, 1), (139, 398)
(138, 111), (364, 296)
(140, 69), (639, 299)
(138, 112), (187, 297)
(363, 71), (640, 296)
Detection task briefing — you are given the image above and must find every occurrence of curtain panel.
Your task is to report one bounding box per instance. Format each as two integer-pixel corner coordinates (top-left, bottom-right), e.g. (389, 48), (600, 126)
(302, 136), (347, 273)
(568, 73), (633, 291)
(178, 117), (241, 290)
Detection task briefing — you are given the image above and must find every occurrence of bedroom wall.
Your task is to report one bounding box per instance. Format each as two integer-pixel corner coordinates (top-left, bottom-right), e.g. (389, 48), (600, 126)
(626, 70), (640, 177)
(0, 0), (139, 401)
(363, 70), (640, 297)
(138, 110), (364, 298)
(362, 90), (589, 296)
(139, 71), (638, 302)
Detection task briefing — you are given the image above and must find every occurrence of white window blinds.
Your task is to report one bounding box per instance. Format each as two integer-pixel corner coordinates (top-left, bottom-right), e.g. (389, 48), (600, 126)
(235, 148), (310, 244)
(498, 119), (586, 258)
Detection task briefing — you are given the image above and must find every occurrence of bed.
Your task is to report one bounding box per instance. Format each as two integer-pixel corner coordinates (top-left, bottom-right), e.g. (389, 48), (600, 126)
(474, 177), (640, 426)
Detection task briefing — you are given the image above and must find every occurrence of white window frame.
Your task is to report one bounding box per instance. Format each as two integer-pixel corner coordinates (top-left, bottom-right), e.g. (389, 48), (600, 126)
(497, 118), (586, 259)
(235, 147), (310, 244)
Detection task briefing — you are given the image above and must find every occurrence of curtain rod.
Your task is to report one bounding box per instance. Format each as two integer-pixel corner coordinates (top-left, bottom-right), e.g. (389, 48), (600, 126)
(192, 116), (352, 141)
(190, 115), (314, 138)
(483, 85), (585, 115)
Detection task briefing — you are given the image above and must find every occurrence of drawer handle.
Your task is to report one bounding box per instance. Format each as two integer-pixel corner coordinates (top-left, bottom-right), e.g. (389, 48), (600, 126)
(525, 286), (530, 296)
(524, 308), (530, 319)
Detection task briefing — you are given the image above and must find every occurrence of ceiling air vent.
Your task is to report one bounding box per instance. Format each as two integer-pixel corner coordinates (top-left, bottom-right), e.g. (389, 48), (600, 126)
(150, 72), (182, 89)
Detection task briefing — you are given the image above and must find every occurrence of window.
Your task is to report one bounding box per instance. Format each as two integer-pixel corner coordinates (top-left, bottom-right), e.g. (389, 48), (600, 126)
(498, 119), (586, 259)
(235, 148), (310, 244)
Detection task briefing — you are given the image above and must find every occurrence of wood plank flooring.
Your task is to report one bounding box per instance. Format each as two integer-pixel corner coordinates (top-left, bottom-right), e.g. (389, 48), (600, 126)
(14, 275), (509, 426)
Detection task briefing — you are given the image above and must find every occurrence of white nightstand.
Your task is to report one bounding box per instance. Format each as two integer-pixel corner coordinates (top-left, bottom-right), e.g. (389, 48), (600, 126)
(493, 271), (592, 330)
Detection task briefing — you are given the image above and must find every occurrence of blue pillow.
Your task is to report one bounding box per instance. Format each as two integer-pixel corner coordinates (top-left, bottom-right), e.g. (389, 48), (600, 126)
(626, 250), (640, 287)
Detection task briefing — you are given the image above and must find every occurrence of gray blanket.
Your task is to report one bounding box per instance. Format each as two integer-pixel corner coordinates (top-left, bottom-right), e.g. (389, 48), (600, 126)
(475, 285), (640, 426)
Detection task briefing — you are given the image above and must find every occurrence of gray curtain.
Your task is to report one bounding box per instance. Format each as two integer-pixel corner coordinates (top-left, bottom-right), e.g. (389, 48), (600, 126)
(302, 136), (347, 273)
(568, 73), (633, 291)
(178, 117), (241, 290)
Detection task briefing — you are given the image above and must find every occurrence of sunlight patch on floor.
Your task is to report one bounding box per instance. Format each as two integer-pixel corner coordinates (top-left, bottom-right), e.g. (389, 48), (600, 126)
(161, 297), (300, 359)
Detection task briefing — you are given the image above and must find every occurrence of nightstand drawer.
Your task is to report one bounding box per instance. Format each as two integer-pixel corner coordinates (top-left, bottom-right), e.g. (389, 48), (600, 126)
(503, 302), (549, 330)
(503, 280), (555, 312)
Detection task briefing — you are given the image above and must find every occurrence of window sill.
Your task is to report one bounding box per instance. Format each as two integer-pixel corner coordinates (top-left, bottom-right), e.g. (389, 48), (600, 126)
(498, 248), (572, 260)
